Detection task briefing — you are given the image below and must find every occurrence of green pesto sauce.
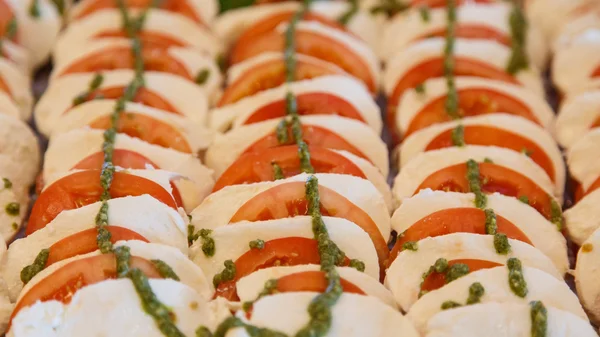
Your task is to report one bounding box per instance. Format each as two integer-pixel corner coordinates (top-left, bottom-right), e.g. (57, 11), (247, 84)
(483, 157), (494, 164)
(249, 239), (265, 250)
(451, 125), (465, 147)
(11, 222), (18, 230)
(2, 178), (12, 189)
(195, 69), (210, 85)
(530, 301), (548, 337)
(466, 282), (485, 305)
(443, 0), (460, 120)
(484, 208), (497, 235)
(29, 0), (41, 18)
(402, 241), (418, 251)
(415, 83), (426, 94)
(507, 257), (528, 298)
(73, 73), (104, 106)
(275, 119), (290, 144)
(369, 0), (410, 17)
(549, 197), (564, 231)
(272, 162), (285, 180)
(218, 0), (256, 14)
(213, 260), (236, 288)
(297, 141), (315, 174)
(198, 316), (288, 337)
(420, 258), (449, 297)
(188, 224), (198, 246)
(95, 201), (114, 253)
(151, 259), (181, 281)
(446, 263), (470, 283)
(440, 301), (462, 310)
(242, 278), (278, 313)
(419, 6), (431, 22)
(5, 202), (19, 216)
(20, 249), (49, 284)
(521, 148), (533, 157)
(506, 3), (529, 75)
(338, 0), (358, 25)
(466, 160), (487, 209)
(518, 195), (529, 205)
(494, 233), (511, 255)
(195, 229), (215, 257)
(52, 0), (65, 15)
(349, 259), (365, 272)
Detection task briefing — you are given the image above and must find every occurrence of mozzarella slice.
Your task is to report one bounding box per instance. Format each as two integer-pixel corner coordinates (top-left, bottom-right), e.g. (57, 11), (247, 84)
(206, 115), (388, 177)
(553, 12), (600, 51)
(384, 38), (544, 98)
(424, 302), (597, 337)
(391, 189), (568, 273)
(0, 40), (30, 74)
(381, 3), (547, 68)
(0, 92), (20, 119)
(408, 266), (586, 333)
(400, 114), (564, 194)
(44, 128), (214, 199)
(236, 265), (396, 308)
(385, 232), (563, 312)
(17, 240), (212, 305)
(552, 33), (600, 95)
(565, 189), (600, 246)
(0, 195), (187, 302)
(0, 176), (27, 243)
(393, 145), (559, 201)
(190, 173), (390, 239)
(0, 114), (40, 188)
(555, 90), (600, 149)
(228, 293), (419, 337)
(575, 226), (600, 325)
(527, 0), (598, 41)
(190, 216), (380, 284)
(0, 239), (11, 334)
(567, 128), (600, 192)
(0, 59), (32, 120)
(35, 70), (211, 136)
(54, 8), (221, 62)
(396, 77), (555, 138)
(209, 75), (382, 134)
(48, 100), (214, 155)
(8, 279), (230, 337)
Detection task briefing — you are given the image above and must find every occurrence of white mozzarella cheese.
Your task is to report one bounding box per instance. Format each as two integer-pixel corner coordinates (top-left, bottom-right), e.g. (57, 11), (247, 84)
(400, 114), (564, 194)
(190, 216), (380, 284)
(567, 128), (600, 191)
(0, 195), (187, 302)
(0, 253), (12, 335)
(527, 0), (598, 41)
(35, 70), (212, 136)
(384, 232), (563, 312)
(0, 40), (30, 74)
(0, 177), (27, 243)
(575, 226), (600, 324)
(424, 302), (597, 337)
(190, 173), (390, 239)
(0, 59), (32, 120)
(0, 114), (40, 188)
(565, 189), (600, 246)
(553, 12), (600, 51)
(393, 145), (559, 202)
(408, 266), (586, 333)
(555, 90), (600, 149)
(391, 190), (569, 273)
(396, 77), (555, 139)
(0, 92), (20, 119)
(552, 33), (600, 95)
(209, 75), (382, 134)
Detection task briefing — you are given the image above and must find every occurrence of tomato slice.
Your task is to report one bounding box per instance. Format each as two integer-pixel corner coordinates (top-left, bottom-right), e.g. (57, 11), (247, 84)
(213, 237), (350, 300)
(592, 64), (600, 78)
(11, 254), (162, 324)
(213, 145), (366, 192)
(0, 75), (11, 97)
(72, 149), (159, 171)
(425, 125), (555, 183)
(418, 24), (511, 48)
(412, 0), (495, 7)
(93, 30), (186, 50)
(59, 46), (192, 80)
(217, 58), (346, 106)
(243, 124), (369, 162)
(389, 207), (532, 264)
(405, 88), (540, 137)
(74, 0), (205, 25)
(27, 170), (178, 235)
(420, 259), (502, 292)
(88, 112), (192, 153)
(46, 226), (149, 267)
(241, 92), (366, 126)
(229, 30), (376, 93)
(415, 162), (555, 220)
(68, 86), (179, 115)
(234, 11), (348, 52)
(229, 182), (389, 267)
(592, 116), (600, 129)
(275, 271), (365, 294)
(575, 175), (600, 202)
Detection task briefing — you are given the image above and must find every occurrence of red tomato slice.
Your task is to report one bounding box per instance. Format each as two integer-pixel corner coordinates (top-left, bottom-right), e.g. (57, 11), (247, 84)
(592, 116), (600, 129)
(388, 207), (532, 264)
(68, 86), (179, 115)
(405, 88), (540, 137)
(74, 0), (205, 25)
(27, 170), (177, 235)
(229, 181), (389, 267)
(217, 58), (346, 106)
(213, 145), (366, 192)
(229, 30), (376, 93)
(425, 125), (556, 183)
(241, 92), (366, 126)
(0, 75), (11, 97)
(276, 271), (365, 294)
(420, 259), (502, 292)
(234, 11), (349, 51)
(93, 30), (186, 50)
(10, 254), (162, 324)
(575, 175), (600, 202)
(418, 24), (511, 48)
(213, 237), (350, 300)
(592, 64), (600, 78)
(0, 1), (16, 43)
(243, 124), (369, 162)
(45, 226), (149, 267)
(72, 149), (159, 171)
(59, 46), (192, 80)
(88, 112), (192, 153)
(415, 162), (556, 220)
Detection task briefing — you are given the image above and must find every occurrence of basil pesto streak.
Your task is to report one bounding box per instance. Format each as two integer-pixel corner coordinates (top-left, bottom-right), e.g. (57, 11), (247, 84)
(466, 159), (487, 209)
(507, 257), (528, 298)
(72, 73), (104, 106)
(529, 300), (548, 337)
(451, 124), (465, 147)
(506, 1), (530, 75)
(443, 0), (460, 120)
(338, 0), (358, 25)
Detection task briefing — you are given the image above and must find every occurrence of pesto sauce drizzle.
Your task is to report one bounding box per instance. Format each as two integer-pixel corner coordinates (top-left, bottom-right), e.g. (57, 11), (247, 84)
(151, 259), (181, 281)
(402, 241), (418, 251)
(272, 162), (285, 180)
(530, 300), (548, 337)
(506, 1), (529, 75)
(484, 208), (497, 235)
(195, 69), (210, 85)
(213, 260), (236, 288)
(188, 227), (216, 256)
(443, 0), (460, 120)
(507, 257), (528, 298)
(20, 249), (49, 284)
(5, 202), (19, 216)
(465, 282), (485, 304)
(485, 208), (511, 255)
(451, 124), (465, 147)
(369, 0), (410, 17)
(549, 197), (564, 231)
(338, 0), (358, 25)
(241, 279), (279, 313)
(249, 239), (265, 250)
(440, 301), (462, 310)
(29, 0), (41, 18)
(466, 159), (487, 209)
(73, 73), (105, 106)
(2, 177), (12, 189)
(419, 6), (431, 22)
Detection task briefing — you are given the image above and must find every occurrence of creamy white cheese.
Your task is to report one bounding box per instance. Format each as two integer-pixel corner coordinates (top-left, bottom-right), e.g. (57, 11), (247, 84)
(555, 89), (600, 149)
